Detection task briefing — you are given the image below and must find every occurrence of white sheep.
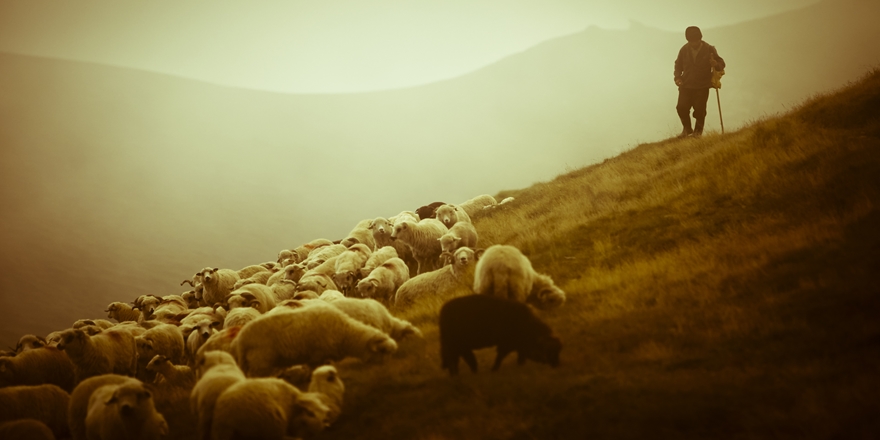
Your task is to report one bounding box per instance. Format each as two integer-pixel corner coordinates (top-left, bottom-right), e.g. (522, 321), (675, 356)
(458, 194), (499, 217)
(72, 319), (115, 332)
(0, 419), (55, 440)
(317, 289), (345, 302)
(148, 295), (189, 321)
(307, 365), (345, 425)
(333, 243), (373, 295)
(134, 324), (185, 380)
(474, 244), (566, 309)
(232, 268), (275, 289)
(85, 379), (168, 440)
(368, 218), (417, 275)
(438, 221), (478, 265)
(236, 264), (270, 280)
(355, 257), (410, 303)
(296, 272), (339, 295)
(145, 355), (195, 389)
(211, 377), (330, 440)
(395, 246), (481, 307)
(105, 302), (142, 323)
(292, 238), (334, 263)
(222, 307), (261, 329)
(271, 279), (298, 302)
(181, 290), (201, 309)
(198, 267), (240, 308)
(69, 374), (137, 440)
(328, 297), (423, 342)
(434, 203), (472, 228)
(223, 283), (277, 314)
(56, 327), (138, 384)
(194, 326), (244, 361)
(340, 218), (378, 250)
(13, 334), (47, 354)
(233, 302), (398, 376)
(391, 218), (448, 275)
(302, 243), (346, 270)
(0, 384), (70, 439)
(360, 245), (399, 277)
(183, 318), (223, 366)
(190, 350), (245, 440)
(0, 346), (76, 392)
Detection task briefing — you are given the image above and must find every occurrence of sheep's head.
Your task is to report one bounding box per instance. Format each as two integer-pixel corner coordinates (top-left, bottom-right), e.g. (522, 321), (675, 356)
(366, 335), (398, 362)
(181, 291), (200, 309)
(15, 334), (47, 354)
(56, 328), (87, 351)
(391, 221), (411, 240)
(290, 393), (332, 436)
(146, 354), (168, 372)
(105, 382), (161, 421)
(435, 205), (457, 227)
(521, 334), (562, 368)
(355, 278), (377, 299)
(283, 264), (306, 283)
(369, 218), (391, 236)
(332, 271), (358, 295)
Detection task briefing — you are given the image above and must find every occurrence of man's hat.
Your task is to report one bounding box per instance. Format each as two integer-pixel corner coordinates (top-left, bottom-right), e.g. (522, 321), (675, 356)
(685, 26), (702, 42)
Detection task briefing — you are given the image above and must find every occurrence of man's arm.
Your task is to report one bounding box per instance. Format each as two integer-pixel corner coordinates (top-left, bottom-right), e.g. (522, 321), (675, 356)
(674, 48), (684, 86)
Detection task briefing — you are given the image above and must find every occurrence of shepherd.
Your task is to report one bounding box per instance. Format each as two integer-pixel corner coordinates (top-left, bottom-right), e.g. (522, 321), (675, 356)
(674, 26), (726, 138)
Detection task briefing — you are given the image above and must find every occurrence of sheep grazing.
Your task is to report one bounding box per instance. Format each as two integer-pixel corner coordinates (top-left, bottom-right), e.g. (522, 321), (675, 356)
(457, 194), (499, 218)
(438, 221), (478, 265)
(211, 377), (330, 440)
(190, 350), (245, 440)
(328, 297), (423, 342)
(307, 365), (345, 425)
(395, 247), (481, 307)
(355, 257), (410, 303)
(198, 267), (240, 308)
(146, 355), (195, 389)
(391, 218), (448, 275)
(473, 244), (566, 309)
(439, 294), (562, 376)
(415, 201), (446, 220)
(435, 203), (472, 228)
(56, 327), (138, 384)
(0, 384), (71, 439)
(105, 302), (142, 323)
(233, 301), (398, 376)
(85, 379), (169, 440)
(333, 243), (373, 295)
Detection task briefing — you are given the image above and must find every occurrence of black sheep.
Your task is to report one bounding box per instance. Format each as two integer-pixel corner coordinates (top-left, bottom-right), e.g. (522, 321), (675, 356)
(415, 201), (446, 220)
(439, 294), (561, 376)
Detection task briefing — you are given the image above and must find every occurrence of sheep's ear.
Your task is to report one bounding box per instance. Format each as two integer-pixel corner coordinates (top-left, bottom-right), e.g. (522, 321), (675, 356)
(474, 248), (486, 260)
(210, 320), (223, 328)
(105, 393), (118, 405)
(248, 300), (262, 309)
(369, 336), (397, 354)
(370, 279), (379, 288)
(139, 390), (152, 400)
(212, 268), (219, 273)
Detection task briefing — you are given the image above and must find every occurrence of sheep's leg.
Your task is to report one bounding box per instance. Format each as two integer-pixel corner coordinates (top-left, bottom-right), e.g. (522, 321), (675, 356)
(462, 350), (478, 373)
(492, 347), (513, 371)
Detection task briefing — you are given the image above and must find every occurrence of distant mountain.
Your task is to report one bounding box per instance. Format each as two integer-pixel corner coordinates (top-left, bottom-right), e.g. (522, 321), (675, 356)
(1, 0), (879, 346)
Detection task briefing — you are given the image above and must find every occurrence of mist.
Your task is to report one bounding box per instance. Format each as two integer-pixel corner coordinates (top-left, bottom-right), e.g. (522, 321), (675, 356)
(1, 0), (879, 347)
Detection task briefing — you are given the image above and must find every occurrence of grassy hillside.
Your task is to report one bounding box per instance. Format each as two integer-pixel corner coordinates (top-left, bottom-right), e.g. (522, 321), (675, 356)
(320, 69), (880, 439)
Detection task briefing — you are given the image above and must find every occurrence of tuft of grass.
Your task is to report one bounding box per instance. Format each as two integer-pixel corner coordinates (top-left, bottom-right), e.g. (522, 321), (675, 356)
(321, 68), (880, 439)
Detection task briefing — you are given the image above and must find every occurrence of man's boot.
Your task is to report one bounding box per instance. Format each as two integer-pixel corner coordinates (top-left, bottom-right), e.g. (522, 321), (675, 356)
(677, 117), (693, 138)
(693, 118), (705, 137)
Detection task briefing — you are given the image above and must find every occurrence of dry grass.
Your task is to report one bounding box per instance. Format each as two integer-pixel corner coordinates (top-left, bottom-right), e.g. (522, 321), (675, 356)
(319, 69), (880, 439)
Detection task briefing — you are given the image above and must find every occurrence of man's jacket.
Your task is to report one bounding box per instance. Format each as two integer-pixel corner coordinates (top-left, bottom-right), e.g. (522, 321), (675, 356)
(674, 41), (726, 89)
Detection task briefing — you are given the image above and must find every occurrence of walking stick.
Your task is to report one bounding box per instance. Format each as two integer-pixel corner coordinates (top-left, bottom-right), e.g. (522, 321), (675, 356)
(715, 88), (724, 134)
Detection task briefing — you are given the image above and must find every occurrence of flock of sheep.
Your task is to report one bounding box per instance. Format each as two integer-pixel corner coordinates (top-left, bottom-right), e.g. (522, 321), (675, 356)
(0, 193), (567, 440)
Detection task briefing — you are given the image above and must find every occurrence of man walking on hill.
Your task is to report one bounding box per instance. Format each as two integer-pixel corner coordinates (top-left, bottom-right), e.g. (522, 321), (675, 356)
(674, 26), (725, 138)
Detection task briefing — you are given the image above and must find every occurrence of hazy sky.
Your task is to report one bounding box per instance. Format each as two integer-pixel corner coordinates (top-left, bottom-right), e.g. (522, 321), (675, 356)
(0, 0), (818, 93)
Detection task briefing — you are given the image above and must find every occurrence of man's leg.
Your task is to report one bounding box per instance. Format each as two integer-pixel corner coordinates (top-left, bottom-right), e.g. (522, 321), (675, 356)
(676, 89), (694, 137)
(692, 88), (711, 137)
